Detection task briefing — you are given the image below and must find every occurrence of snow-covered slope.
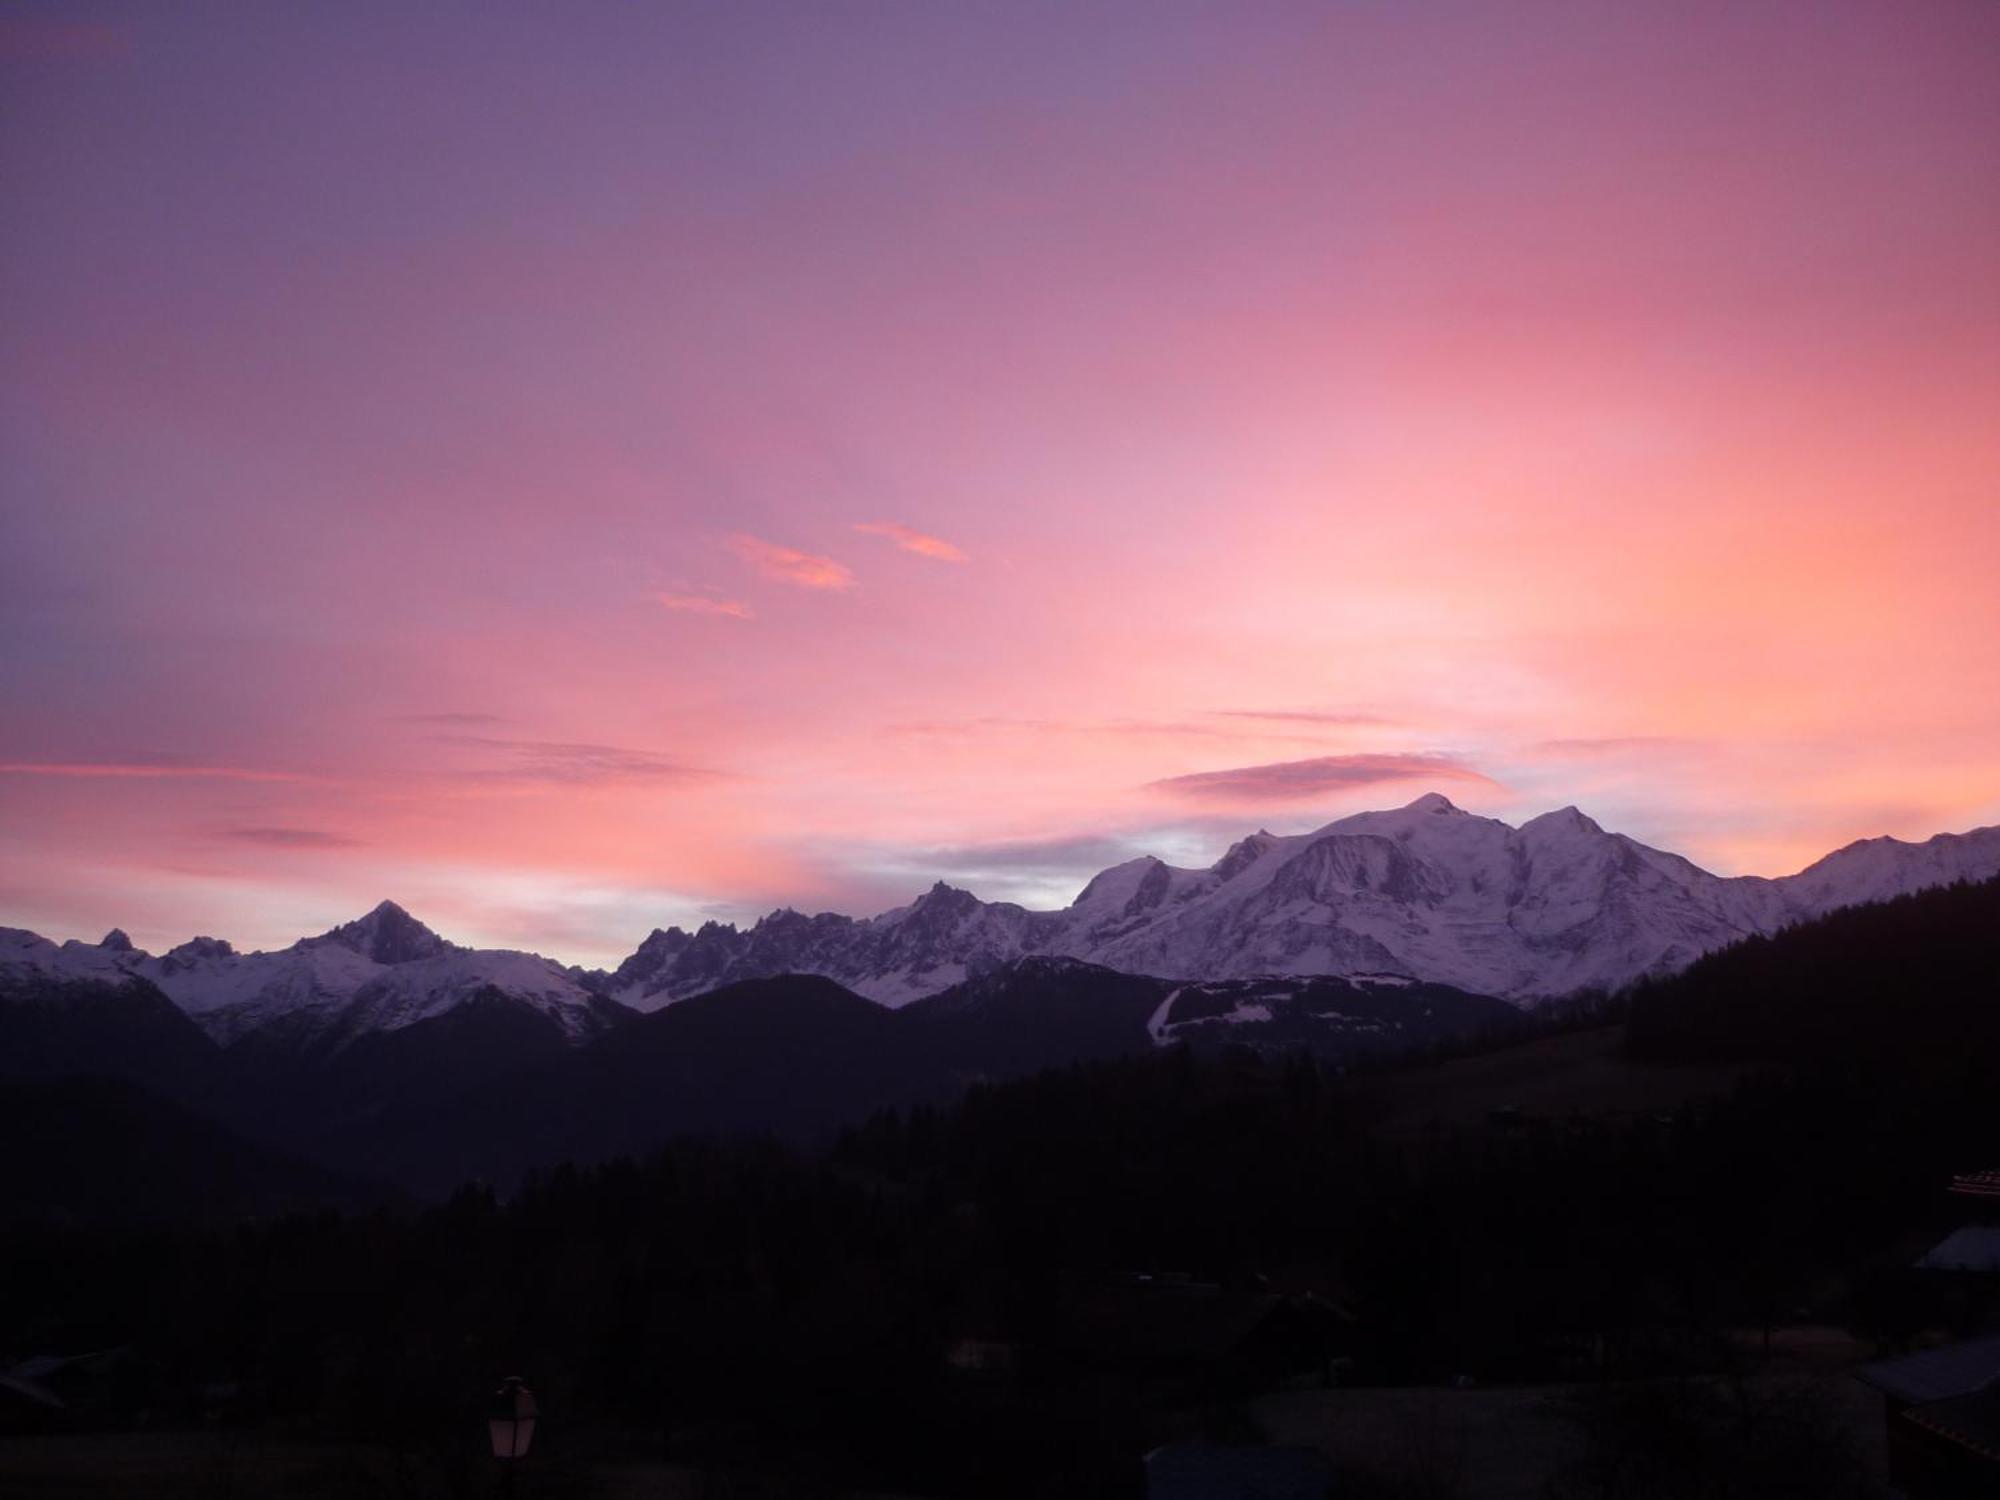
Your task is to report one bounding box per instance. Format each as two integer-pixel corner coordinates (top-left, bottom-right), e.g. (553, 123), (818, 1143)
(8, 800), (1997, 1038)
(1, 926), (153, 991)
(606, 885), (1061, 1011)
(2, 903), (624, 1052)
(601, 796), (2000, 1008)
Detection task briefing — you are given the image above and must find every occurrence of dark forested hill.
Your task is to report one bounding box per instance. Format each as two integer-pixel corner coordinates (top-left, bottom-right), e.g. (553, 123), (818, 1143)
(1625, 873), (2000, 1074)
(2, 884), (1996, 1495)
(0, 974), (224, 1108)
(0, 1076), (394, 1226)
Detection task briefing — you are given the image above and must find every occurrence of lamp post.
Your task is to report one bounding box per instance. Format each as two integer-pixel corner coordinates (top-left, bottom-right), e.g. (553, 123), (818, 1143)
(489, 1376), (537, 1493)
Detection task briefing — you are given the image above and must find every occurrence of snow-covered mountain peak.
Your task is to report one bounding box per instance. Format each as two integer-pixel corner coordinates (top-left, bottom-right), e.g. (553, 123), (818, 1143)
(1520, 805), (1606, 839)
(0, 926), (140, 989)
(9, 800), (1997, 1047)
(1320, 792), (1507, 839)
(582, 801), (1998, 1010)
(894, 881), (988, 925)
(162, 936), (235, 968)
(1212, 832), (1280, 883)
(1403, 792), (1462, 815)
(1074, 856), (1170, 910)
(0, 901), (629, 1052)
(1781, 823), (2000, 912)
(99, 928), (135, 953)
(306, 900), (455, 965)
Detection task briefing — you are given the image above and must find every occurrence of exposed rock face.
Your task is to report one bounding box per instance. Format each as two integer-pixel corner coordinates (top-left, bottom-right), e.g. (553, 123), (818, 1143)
(597, 797), (2000, 1009)
(7, 799), (1997, 1050)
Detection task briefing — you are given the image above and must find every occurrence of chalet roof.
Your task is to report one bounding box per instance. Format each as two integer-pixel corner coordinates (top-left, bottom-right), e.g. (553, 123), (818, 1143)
(1903, 1388), (2000, 1466)
(1858, 1334), (2000, 1406)
(1144, 1442), (1336, 1500)
(1949, 1169), (2000, 1200)
(7, 1348), (133, 1383)
(0, 1372), (65, 1411)
(1916, 1226), (2000, 1273)
(1066, 1285), (1283, 1362)
(1054, 1278), (1347, 1365)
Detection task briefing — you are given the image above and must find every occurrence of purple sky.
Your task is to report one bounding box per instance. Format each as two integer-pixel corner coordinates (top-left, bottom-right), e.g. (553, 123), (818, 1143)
(4, 2), (1998, 960)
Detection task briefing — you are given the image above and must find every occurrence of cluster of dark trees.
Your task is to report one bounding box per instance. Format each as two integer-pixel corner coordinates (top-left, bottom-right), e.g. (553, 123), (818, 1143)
(1626, 873), (2000, 1074)
(3, 877), (1995, 1495)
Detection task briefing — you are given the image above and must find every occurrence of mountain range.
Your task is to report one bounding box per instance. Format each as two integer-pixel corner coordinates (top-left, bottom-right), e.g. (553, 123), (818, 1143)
(598, 794), (2000, 1007)
(5, 795), (1998, 1063)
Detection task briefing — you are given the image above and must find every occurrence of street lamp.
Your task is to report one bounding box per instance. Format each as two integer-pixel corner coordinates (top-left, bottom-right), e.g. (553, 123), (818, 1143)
(489, 1376), (538, 1484)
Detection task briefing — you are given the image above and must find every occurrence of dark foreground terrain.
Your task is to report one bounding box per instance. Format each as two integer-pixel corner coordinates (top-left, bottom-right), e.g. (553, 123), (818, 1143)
(2, 878), (1996, 1497)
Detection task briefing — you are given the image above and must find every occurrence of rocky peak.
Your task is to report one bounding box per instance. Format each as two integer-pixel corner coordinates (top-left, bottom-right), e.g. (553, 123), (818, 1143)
(1403, 792), (1461, 815)
(1212, 832), (1279, 883)
(313, 900), (453, 965)
(1522, 805), (1606, 839)
(164, 935), (235, 963)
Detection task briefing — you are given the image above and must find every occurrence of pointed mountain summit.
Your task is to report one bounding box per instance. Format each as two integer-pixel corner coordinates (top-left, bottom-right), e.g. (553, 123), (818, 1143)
(595, 797), (2000, 1009)
(1212, 831), (1280, 882)
(309, 901), (455, 965)
(1520, 805), (1606, 839)
(9, 797), (1997, 1045)
(1404, 792), (1462, 814)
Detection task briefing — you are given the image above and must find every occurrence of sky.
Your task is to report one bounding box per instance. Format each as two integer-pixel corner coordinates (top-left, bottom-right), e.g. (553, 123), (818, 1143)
(3, 1), (1997, 963)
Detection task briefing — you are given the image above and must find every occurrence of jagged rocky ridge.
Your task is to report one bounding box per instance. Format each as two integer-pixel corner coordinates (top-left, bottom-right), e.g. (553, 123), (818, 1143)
(4, 796), (1998, 1058)
(596, 795), (2000, 1008)
(0, 904), (629, 1055)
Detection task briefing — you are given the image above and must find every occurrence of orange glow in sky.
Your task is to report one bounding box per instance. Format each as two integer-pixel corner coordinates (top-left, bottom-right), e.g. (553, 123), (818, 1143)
(3, 3), (1996, 960)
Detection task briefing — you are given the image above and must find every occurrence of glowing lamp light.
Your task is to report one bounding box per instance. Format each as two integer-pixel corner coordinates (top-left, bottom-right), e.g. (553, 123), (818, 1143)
(489, 1376), (538, 1461)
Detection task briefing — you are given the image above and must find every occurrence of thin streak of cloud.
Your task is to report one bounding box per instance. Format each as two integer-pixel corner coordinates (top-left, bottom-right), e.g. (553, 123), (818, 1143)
(435, 736), (727, 786)
(395, 711), (510, 727)
(0, 19), (129, 59)
(0, 762), (308, 783)
(728, 535), (856, 590)
(912, 832), (1142, 875)
(1209, 709), (1391, 727)
(887, 716), (1345, 745)
(853, 521), (969, 563)
(217, 827), (362, 849)
(1532, 736), (1696, 756)
(1150, 752), (1497, 802)
(658, 592), (754, 619)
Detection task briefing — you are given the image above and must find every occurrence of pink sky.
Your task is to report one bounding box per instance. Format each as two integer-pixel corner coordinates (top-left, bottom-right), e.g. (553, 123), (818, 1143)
(3, 2), (1997, 962)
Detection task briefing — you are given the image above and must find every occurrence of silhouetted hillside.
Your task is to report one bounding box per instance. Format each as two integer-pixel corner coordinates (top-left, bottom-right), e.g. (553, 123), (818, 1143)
(0, 1077), (394, 1226)
(0, 975), (224, 1108)
(1626, 874), (2000, 1074)
(342, 974), (908, 1192)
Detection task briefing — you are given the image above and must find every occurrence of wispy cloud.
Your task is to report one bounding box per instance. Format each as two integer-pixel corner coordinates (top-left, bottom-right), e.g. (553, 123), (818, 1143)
(1531, 736), (1694, 757)
(1150, 752), (1496, 802)
(728, 535), (856, 590)
(437, 736), (725, 786)
(217, 827), (362, 849)
(1209, 709), (1390, 727)
(396, 711), (509, 727)
(0, 18), (129, 60)
(888, 715), (1341, 745)
(912, 832), (1143, 876)
(658, 592), (754, 619)
(853, 521), (968, 563)
(0, 761), (307, 783)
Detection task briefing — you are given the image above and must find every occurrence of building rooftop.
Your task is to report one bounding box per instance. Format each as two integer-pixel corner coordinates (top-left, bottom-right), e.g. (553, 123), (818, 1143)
(1916, 1225), (2000, 1273)
(1949, 1168), (2000, 1200)
(1903, 1387), (2000, 1465)
(1858, 1334), (2000, 1406)
(1144, 1443), (1336, 1500)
